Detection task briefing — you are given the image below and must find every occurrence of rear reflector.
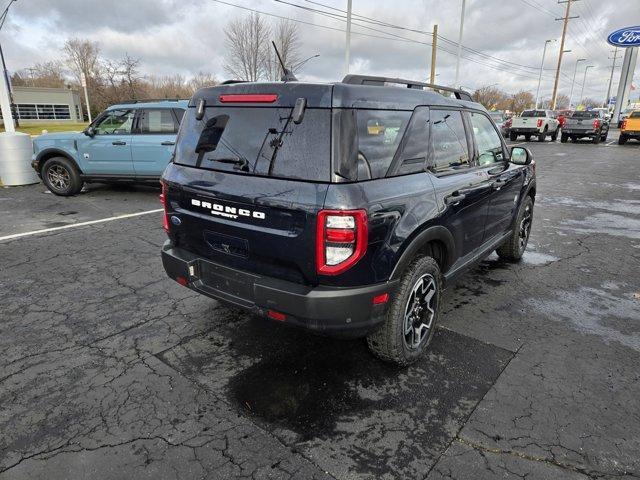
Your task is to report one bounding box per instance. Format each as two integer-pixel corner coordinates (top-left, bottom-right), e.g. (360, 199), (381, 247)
(176, 276), (188, 286)
(267, 310), (286, 321)
(372, 293), (389, 305)
(219, 94), (278, 103)
(160, 181), (169, 233)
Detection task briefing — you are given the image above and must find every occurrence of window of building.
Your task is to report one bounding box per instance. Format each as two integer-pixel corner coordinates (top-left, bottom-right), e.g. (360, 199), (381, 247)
(16, 103), (72, 120)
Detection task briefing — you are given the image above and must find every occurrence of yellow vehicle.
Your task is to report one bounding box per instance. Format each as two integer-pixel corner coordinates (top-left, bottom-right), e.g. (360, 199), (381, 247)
(619, 110), (640, 145)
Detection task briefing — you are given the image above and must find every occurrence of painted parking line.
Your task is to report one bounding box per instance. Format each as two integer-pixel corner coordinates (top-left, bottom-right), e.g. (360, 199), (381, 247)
(0, 209), (163, 243)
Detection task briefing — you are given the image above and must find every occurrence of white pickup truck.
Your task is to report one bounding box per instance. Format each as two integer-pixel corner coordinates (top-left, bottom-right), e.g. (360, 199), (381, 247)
(509, 109), (560, 142)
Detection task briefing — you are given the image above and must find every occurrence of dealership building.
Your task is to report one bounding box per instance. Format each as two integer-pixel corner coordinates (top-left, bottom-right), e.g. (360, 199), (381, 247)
(0, 86), (83, 123)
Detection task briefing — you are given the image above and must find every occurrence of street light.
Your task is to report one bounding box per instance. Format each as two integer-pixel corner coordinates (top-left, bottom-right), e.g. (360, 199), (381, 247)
(291, 54), (320, 71)
(0, 0), (18, 131)
(568, 58), (586, 108)
(535, 39), (556, 109)
(579, 65), (595, 107)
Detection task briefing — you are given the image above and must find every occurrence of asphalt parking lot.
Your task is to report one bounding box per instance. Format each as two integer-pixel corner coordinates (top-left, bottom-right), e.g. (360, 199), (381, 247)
(1, 130), (639, 480)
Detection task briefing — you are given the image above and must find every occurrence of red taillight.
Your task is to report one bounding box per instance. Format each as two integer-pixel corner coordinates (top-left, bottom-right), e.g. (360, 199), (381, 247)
(621, 119), (627, 130)
(536, 119), (543, 128)
(159, 182), (169, 233)
(267, 310), (286, 321)
(176, 276), (188, 286)
(316, 209), (368, 275)
(593, 119), (601, 129)
(505, 119), (512, 127)
(219, 94), (278, 103)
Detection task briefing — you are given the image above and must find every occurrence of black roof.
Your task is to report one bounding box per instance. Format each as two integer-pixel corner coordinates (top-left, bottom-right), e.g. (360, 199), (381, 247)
(190, 75), (481, 111)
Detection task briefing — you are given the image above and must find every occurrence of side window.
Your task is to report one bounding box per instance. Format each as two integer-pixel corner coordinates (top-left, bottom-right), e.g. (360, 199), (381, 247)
(469, 112), (505, 166)
(428, 110), (470, 174)
(392, 107), (430, 176)
(173, 108), (186, 125)
(355, 109), (412, 179)
(93, 109), (134, 135)
(138, 109), (179, 134)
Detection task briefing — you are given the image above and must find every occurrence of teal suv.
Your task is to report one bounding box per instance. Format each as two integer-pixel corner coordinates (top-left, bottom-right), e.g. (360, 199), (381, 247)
(31, 99), (188, 196)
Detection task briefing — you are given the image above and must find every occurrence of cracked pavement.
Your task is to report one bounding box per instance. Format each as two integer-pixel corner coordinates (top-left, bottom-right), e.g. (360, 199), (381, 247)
(1, 135), (639, 479)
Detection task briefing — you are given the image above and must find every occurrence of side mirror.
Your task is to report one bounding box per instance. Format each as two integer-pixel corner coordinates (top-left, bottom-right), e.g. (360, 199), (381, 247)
(510, 146), (532, 165)
(84, 126), (95, 137)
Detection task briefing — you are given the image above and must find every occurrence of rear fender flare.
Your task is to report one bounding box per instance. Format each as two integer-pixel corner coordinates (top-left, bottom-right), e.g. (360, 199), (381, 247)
(389, 225), (456, 281)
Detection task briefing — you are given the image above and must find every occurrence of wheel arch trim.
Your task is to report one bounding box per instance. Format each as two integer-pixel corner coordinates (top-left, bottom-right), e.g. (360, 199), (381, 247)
(36, 148), (83, 174)
(389, 225), (456, 281)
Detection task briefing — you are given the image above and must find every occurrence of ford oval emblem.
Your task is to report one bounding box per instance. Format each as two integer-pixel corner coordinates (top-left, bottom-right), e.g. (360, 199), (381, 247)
(170, 215), (182, 226)
(607, 26), (640, 47)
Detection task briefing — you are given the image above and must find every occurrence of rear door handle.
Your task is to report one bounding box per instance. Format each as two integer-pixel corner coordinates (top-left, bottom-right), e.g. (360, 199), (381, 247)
(112, 141), (127, 146)
(161, 141), (175, 146)
(491, 179), (507, 190)
(444, 192), (467, 205)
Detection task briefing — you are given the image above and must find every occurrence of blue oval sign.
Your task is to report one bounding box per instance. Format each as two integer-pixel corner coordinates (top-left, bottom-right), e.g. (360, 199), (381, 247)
(608, 26), (640, 47)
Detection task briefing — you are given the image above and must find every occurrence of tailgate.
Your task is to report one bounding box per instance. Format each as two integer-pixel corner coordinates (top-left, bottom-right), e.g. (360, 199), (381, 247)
(165, 163), (328, 285)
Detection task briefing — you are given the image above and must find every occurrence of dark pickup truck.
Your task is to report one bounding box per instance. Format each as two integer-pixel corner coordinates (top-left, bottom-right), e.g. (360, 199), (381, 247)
(561, 110), (609, 143)
(160, 75), (536, 365)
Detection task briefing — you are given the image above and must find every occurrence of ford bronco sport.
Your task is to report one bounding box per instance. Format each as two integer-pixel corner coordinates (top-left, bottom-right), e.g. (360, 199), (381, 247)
(31, 99), (187, 196)
(160, 75), (536, 366)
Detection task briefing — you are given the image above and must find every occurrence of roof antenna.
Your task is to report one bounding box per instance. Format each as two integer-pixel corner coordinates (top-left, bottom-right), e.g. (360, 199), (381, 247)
(272, 41), (298, 82)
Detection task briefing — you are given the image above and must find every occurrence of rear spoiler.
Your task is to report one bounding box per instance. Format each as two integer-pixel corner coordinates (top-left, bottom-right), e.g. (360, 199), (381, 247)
(341, 75), (473, 101)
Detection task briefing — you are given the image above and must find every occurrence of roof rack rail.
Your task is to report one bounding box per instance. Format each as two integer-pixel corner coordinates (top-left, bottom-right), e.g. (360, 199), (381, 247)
(113, 98), (187, 105)
(221, 79), (248, 85)
(341, 75), (473, 101)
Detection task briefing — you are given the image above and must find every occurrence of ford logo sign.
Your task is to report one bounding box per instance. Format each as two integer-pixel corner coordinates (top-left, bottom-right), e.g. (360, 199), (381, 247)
(607, 26), (640, 47)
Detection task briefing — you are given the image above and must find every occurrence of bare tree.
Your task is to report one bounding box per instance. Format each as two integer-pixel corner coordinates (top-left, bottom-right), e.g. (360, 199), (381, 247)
(63, 38), (100, 85)
(224, 13), (271, 81)
(540, 94), (569, 109)
(121, 53), (143, 99)
(509, 91), (535, 114)
(189, 71), (218, 91)
(145, 74), (192, 99)
(472, 86), (508, 110)
(265, 19), (301, 81)
(11, 62), (66, 88)
(579, 97), (600, 109)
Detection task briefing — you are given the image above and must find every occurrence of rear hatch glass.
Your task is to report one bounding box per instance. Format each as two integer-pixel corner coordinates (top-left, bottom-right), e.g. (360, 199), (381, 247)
(571, 111), (598, 118)
(521, 110), (546, 117)
(175, 106), (331, 182)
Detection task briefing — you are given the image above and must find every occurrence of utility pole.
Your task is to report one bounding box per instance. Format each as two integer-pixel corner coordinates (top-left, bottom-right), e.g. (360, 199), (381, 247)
(344, 0), (352, 76)
(604, 47), (618, 108)
(568, 58), (586, 108)
(430, 24), (438, 84)
(454, 0), (466, 88)
(535, 39), (555, 109)
(551, 0), (579, 110)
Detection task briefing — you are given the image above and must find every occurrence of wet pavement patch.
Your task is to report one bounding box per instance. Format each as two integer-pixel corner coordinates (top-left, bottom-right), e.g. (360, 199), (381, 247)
(159, 318), (513, 478)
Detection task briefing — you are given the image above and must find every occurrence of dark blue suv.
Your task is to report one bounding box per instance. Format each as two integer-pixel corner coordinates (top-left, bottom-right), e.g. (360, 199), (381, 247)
(160, 76), (536, 365)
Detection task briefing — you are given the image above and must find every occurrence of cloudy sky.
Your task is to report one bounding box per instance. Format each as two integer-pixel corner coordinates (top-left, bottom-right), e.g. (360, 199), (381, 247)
(3, 0), (639, 102)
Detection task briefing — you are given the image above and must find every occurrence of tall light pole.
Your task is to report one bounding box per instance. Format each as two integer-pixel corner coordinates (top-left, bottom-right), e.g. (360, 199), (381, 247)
(604, 47), (618, 108)
(535, 39), (555, 109)
(568, 58), (586, 108)
(344, 0), (352, 76)
(0, 0), (17, 132)
(579, 65), (594, 107)
(454, 0), (466, 88)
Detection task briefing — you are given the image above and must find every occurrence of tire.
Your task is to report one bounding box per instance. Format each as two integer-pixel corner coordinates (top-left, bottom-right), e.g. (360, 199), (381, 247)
(524, 134), (531, 141)
(561, 133), (568, 143)
(367, 256), (442, 366)
(42, 157), (83, 196)
(509, 131), (517, 141)
(496, 196), (534, 262)
(571, 136), (577, 143)
(601, 130), (608, 141)
(551, 129), (558, 141)
(592, 133), (601, 144)
(618, 134), (627, 145)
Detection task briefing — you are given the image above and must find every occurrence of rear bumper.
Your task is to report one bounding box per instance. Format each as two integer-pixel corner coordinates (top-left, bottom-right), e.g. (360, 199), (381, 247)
(511, 128), (541, 134)
(621, 130), (640, 138)
(161, 241), (398, 337)
(563, 129), (598, 135)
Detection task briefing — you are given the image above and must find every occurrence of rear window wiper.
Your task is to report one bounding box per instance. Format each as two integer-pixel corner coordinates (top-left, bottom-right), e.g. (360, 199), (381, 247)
(212, 157), (249, 172)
